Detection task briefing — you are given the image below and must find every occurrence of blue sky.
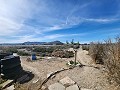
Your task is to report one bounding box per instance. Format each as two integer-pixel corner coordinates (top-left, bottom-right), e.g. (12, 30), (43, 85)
(0, 0), (120, 43)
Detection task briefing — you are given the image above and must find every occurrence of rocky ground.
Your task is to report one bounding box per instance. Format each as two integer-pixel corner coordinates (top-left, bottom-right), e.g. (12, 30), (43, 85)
(13, 48), (118, 90)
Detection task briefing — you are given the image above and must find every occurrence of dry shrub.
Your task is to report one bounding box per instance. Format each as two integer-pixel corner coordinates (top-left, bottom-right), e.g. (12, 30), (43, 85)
(51, 50), (74, 58)
(82, 45), (89, 51)
(89, 42), (104, 64)
(103, 37), (120, 84)
(89, 36), (120, 85)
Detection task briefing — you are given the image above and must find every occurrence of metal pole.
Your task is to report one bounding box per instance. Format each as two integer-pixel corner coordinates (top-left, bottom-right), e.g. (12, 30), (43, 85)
(74, 50), (77, 65)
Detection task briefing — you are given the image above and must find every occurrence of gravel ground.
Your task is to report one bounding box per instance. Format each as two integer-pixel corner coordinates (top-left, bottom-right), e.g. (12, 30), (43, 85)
(20, 49), (118, 90)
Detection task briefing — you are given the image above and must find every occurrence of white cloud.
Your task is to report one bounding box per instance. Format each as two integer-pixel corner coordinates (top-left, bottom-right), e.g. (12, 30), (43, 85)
(0, 17), (23, 36)
(0, 0), (31, 36)
(0, 33), (87, 43)
(0, 0), (48, 36)
(84, 18), (120, 23)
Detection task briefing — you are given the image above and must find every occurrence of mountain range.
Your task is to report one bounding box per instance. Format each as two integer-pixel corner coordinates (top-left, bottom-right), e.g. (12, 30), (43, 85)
(0, 41), (64, 45)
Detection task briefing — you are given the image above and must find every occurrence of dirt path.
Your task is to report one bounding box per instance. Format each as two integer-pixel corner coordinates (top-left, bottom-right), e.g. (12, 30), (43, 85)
(77, 48), (95, 66)
(21, 62), (41, 77)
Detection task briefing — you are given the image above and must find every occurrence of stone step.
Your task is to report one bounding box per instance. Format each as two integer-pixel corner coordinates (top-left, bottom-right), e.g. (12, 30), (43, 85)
(48, 83), (65, 90)
(66, 84), (79, 90)
(59, 76), (75, 87)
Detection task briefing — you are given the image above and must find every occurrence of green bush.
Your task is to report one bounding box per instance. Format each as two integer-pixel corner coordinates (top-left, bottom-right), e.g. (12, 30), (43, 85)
(17, 51), (30, 56)
(69, 60), (74, 64)
(4, 47), (18, 53)
(33, 47), (46, 52)
(33, 47), (55, 53)
(52, 50), (74, 58)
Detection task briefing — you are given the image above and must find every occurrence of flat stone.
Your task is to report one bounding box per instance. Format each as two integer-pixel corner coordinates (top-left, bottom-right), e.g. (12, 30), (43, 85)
(59, 76), (75, 86)
(6, 85), (15, 90)
(66, 84), (79, 90)
(48, 83), (65, 90)
(81, 88), (92, 90)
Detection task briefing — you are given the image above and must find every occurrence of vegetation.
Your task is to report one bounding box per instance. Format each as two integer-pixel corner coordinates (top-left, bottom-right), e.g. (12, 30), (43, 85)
(89, 42), (104, 64)
(103, 37), (120, 85)
(89, 36), (120, 85)
(82, 44), (89, 51)
(66, 40), (69, 44)
(71, 39), (74, 44)
(3, 47), (18, 53)
(52, 50), (74, 58)
(17, 51), (30, 56)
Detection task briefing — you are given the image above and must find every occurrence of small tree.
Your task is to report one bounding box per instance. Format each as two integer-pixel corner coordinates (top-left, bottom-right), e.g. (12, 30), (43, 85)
(71, 39), (74, 45)
(66, 40), (69, 44)
(76, 41), (80, 49)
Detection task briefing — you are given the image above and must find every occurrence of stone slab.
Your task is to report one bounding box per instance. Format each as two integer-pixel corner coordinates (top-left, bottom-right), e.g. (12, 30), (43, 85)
(66, 84), (79, 90)
(48, 83), (65, 90)
(59, 76), (75, 86)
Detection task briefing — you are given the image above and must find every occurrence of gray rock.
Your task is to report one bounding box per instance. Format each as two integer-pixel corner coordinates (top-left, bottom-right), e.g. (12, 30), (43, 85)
(66, 84), (79, 90)
(59, 76), (75, 86)
(48, 83), (65, 90)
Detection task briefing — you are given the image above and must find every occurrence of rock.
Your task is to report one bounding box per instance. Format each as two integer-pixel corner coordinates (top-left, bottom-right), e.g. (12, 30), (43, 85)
(59, 76), (75, 86)
(13, 53), (18, 56)
(6, 85), (15, 90)
(66, 84), (79, 90)
(80, 88), (93, 90)
(41, 85), (48, 90)
(32, 79), (39, 83)
(48, 83), (65, 90)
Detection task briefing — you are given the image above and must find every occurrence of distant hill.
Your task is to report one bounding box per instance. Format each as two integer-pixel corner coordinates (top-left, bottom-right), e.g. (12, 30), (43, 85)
(22, 42), (46, 45)
(0, 41), (64, 45)
(22, 41), (64, 45)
